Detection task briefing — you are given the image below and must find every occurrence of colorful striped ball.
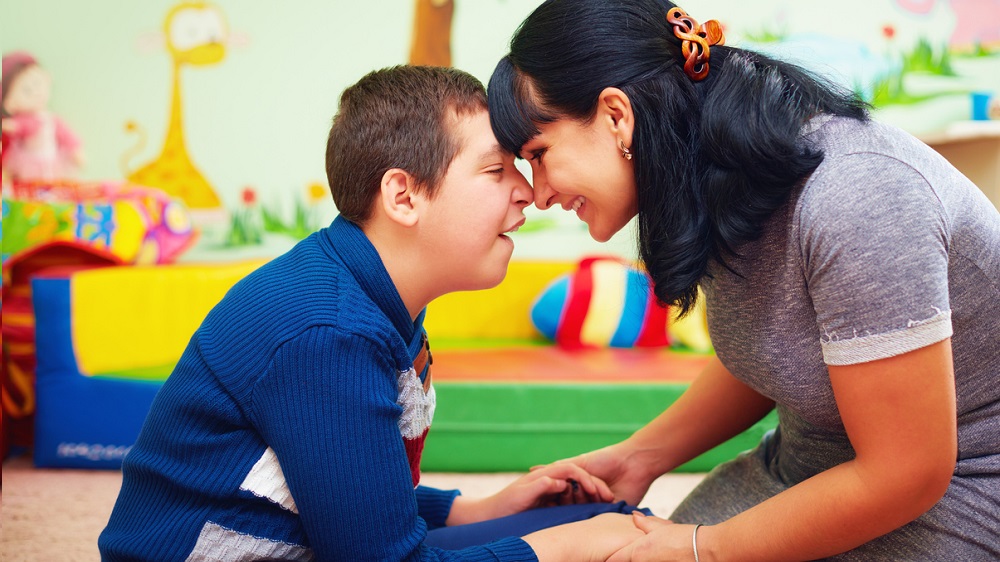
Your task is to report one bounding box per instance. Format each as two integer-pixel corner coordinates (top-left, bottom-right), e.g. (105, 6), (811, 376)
(531, 257), (670, 349)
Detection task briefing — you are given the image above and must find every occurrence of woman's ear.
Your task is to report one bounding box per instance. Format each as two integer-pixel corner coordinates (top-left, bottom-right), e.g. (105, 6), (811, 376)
(597, 87), (634, 147)
(378, 168), (421, 227)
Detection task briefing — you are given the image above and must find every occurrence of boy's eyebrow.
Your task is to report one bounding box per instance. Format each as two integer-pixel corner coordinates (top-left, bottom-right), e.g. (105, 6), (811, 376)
(477, 143), (505, 162)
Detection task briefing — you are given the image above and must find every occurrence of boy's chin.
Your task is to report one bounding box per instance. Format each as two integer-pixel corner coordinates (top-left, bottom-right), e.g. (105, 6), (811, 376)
(476, 269), (509, 291)
(461, 262), (511, 292)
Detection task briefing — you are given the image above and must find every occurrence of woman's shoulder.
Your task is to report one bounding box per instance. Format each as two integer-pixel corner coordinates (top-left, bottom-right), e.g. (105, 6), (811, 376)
(798, 115), (983, 232)
(787, 123), (953, 261)
(804, 115), (929, 164)
(798, 117), (942, 208)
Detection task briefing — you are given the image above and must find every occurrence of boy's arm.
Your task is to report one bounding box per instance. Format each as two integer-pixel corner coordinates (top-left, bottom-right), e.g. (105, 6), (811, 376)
(250, 327), (535, 561)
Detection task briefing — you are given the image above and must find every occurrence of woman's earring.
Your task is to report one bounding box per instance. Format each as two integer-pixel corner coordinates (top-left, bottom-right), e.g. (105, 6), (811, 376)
(619, 139), (632, 161)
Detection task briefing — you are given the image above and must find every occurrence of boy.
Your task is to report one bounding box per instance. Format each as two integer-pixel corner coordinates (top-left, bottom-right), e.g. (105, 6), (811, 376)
(99, 66), (641, 561)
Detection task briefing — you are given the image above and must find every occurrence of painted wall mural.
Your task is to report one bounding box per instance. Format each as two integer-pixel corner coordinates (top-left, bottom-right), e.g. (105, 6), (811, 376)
(896, 0), (1000, 50)
(122, 1), (229, 212)
(726, 1), (999, 116)
(3, 0), (998, 263)
(410, 0), (454, 66)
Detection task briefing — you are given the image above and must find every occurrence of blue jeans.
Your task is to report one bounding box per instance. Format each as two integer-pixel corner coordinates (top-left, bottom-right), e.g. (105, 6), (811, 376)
(424, 501), (653, 550)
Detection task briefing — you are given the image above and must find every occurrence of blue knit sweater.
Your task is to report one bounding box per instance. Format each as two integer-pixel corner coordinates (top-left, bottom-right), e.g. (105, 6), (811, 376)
(99, 216), (537, 561)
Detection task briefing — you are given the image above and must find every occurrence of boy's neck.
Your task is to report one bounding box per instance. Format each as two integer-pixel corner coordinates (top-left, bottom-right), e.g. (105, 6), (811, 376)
(361, 222), (435, 322)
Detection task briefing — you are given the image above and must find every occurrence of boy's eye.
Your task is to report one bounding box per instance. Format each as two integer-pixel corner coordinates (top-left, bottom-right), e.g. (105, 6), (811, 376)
(486, 167), (504, 175)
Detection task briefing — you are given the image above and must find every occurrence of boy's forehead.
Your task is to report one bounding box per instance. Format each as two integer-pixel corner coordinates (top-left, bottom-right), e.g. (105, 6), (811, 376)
(452, 109), (506, 160)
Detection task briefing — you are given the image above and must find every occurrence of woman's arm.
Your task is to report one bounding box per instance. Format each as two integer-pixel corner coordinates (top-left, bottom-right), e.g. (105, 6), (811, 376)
(570, 357), (775, 504)
(692, 339), (957, 562)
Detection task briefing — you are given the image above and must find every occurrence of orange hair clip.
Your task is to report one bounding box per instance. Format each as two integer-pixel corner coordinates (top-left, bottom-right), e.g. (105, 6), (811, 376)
(666, 7), (725, 81)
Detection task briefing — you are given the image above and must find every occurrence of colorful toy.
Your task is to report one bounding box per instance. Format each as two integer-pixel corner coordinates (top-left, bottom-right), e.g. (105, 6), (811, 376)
(28, 260), (758, 473)
(1, 51), (84, 186)
(531, 256), (713, 353)
(1, 242), (123, 459)
(31, 261), (264, 468)
(1, 181), (196, 266)
(531, 256), (670, 349)
(668, 291), (713, 353)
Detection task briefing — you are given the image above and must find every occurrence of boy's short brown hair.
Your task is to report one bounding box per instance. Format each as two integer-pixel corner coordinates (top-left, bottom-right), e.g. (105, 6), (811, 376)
(326, 65), (488, 224)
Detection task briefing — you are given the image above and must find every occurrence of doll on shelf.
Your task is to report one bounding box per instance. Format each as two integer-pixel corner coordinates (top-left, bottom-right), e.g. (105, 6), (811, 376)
(2, 51), (85, 191)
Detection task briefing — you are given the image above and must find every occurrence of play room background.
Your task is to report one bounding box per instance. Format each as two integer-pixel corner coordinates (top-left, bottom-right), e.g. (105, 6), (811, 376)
(3, 0), (998, 468)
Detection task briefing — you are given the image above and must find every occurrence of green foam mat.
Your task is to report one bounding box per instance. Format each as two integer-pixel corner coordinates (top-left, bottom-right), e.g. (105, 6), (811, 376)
(423, 382), (777, 473)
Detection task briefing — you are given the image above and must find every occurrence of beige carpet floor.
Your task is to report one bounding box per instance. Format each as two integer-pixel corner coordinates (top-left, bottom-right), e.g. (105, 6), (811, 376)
(2, 454), (704, 561)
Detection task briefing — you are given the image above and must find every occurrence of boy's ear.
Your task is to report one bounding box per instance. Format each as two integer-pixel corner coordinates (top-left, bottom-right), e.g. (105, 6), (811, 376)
(597, 87), (634, 147)
(378, 168), (422, 227)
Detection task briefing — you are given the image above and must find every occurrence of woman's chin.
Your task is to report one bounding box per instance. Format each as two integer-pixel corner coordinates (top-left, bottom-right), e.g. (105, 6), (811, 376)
(586, 221), (617, 243)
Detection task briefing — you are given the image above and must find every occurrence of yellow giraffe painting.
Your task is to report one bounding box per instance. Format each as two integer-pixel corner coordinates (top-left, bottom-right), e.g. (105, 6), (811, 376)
(125, 1), (227, 210)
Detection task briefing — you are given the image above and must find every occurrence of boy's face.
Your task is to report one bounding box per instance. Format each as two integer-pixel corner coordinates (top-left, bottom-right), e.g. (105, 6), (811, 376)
(419, 109), (533, 292)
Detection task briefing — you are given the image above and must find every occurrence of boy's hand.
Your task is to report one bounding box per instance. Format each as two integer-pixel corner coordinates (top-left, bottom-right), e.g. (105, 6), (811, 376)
(494, 462), (616, 514)
(447, 464), (615, 525)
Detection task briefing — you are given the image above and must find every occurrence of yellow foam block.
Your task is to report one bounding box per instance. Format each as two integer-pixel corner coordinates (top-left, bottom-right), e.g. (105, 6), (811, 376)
(72, 261), (267, 375)
(425, 261), (574, 340)
(668, 290), (713, 353)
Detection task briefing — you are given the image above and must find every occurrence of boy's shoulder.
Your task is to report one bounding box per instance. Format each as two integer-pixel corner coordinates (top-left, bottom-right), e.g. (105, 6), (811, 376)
(201, 233), (398, 360)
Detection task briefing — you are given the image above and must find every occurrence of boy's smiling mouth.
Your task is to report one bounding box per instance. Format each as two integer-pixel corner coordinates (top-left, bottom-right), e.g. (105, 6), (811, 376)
(500, 218), (526, 238)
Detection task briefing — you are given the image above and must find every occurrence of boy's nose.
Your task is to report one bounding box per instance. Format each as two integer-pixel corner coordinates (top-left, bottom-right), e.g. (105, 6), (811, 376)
(511, 169), (534, 206)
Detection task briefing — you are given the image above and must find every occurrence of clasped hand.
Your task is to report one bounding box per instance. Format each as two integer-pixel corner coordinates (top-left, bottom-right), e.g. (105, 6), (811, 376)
(448, 462), (616, 525)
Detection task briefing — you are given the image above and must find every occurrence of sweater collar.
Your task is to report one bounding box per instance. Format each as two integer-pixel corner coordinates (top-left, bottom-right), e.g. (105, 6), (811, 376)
(324, 215), (424, 346)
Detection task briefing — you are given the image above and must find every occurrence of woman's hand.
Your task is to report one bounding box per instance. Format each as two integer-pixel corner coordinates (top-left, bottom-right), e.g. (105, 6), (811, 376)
(524, 512), (647, 562)
(608, 512), (704, 562)
(542, 441), (657, 506)
(447, 463), (615, 525)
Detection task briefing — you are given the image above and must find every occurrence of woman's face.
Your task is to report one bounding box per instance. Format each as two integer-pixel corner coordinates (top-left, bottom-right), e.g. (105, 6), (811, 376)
(519, 113), (638, 242)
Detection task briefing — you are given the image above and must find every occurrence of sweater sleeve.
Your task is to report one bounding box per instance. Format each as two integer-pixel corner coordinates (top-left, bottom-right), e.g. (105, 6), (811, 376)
(250, 327), (537, 562)
(415, 485), (460, 530)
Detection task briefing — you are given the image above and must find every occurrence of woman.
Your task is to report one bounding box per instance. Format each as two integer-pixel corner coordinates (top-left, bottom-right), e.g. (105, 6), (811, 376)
(488, 1), (1000, 560)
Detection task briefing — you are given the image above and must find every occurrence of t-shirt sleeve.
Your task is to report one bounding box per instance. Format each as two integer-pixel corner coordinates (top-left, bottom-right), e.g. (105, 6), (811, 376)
(250, 327), (537, 562)
(799, 153), (953, 366)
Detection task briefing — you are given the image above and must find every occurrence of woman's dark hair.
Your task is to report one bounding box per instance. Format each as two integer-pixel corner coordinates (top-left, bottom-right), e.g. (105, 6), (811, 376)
(488, 0), (869, 315)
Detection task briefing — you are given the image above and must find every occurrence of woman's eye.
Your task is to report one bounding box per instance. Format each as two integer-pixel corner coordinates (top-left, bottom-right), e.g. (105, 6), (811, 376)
(530, 149), (546, 163)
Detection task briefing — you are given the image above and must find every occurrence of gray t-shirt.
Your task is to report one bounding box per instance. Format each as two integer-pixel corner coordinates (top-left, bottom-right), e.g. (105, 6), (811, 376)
(671, 116), (1000, 560)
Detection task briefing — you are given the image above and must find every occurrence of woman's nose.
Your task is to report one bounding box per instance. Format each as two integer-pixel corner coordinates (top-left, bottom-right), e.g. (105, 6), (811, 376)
(531, 176), (557, 210)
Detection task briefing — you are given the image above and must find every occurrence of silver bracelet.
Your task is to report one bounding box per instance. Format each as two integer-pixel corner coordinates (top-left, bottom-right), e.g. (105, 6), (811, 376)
(692, 523), (703, 562)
